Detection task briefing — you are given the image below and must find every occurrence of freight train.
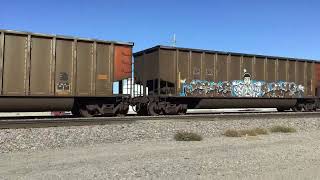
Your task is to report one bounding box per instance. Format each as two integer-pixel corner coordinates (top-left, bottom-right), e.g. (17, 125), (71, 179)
(0, 29), (319, 117)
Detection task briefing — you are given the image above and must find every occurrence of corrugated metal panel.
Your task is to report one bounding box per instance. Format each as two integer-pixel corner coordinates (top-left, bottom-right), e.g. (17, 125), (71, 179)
(3, 34), (28, 95)
(278, 59), (287, 81)
(202, 53), (215, 81)
(255, 57), (265, 80)
(76, 41), (94, 96)
(216, 54), (228, 81)
(191, 52), (202, 80)
(306, 62), (313, 96)
(242, 56), (253, 76)
(159, 49), (175, 83)
(30, 36), (53, 95)
(266, 58), (276, 81)
(134, 55), (143, 84)
(55, 39), (74, 96)
(178, 51), (189, 82)
(288, 60), (296, 82)
(296, 61), (305, 86)
(144, 50), (159, 81)
(315, 64), (320, 96)
(0, 33), (4, 94)
(96, 43), (112, 96)
(229, 55), (241, 80)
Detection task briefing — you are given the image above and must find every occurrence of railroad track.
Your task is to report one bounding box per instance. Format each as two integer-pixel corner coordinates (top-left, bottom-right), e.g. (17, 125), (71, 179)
(0, 111), (320, 129)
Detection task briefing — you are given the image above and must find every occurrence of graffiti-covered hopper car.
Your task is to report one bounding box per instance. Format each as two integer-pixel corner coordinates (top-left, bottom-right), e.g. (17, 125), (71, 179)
(132, 45), (320, 115)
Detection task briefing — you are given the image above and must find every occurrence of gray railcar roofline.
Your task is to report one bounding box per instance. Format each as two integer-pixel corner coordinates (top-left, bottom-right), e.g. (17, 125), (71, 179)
(0, 29), (134, 46)
(134, 45), (319, 63)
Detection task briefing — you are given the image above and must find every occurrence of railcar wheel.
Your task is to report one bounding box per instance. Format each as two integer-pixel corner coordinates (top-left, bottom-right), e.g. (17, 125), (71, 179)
(71, 106), (81, 117)
(305, 103), (315, 112)
(163, 103), (178, 115)
(292, 106), (299, 112)
(117, 105), (129, 117)
(79, 107), (95, 117)
(135, 103), (148, 116)
(177, 104), (187, 115)
(148, 102), (160, 116)
(276, 108), (285, 112)
(292, 104), (303, 112)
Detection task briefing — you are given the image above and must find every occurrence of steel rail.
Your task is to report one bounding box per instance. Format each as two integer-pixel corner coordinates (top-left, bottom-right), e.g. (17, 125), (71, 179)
(0, 111), (319, 129)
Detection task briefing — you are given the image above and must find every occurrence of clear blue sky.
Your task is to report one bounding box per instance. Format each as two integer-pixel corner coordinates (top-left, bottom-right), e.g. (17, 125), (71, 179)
(0, 0), (319, 59)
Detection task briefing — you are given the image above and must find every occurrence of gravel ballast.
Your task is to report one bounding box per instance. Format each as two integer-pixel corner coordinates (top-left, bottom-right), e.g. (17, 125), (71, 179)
(1, 116), (320, 153)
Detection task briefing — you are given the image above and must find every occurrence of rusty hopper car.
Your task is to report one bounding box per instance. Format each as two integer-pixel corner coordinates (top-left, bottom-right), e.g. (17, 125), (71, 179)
(0, 30), (133, 117)
(133, 45), (320, 115)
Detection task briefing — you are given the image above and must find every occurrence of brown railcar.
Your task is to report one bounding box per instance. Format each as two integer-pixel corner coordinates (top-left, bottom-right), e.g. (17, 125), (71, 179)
(0, 30), (133, 116)
(133, 45), (320, 115)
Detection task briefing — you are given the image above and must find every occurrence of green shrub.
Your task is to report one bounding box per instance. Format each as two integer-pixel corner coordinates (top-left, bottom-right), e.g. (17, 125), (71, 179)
(174, 131), (203, 141)
(253, 128), (268, 135)
(224, 129), (241, 137)
(239, 129), (257, 136)
(224, 128), (268, 137)
(270, 126), (296, 133)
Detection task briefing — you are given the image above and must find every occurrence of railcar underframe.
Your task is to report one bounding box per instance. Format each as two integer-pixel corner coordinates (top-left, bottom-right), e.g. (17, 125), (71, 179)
(131, 96), (320, 116)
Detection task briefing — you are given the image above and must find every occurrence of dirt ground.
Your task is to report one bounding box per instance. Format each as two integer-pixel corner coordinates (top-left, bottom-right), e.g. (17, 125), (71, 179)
(1, 130), (320, 179)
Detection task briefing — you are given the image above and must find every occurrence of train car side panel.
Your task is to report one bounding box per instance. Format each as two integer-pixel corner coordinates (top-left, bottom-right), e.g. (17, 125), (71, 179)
(278, 59), (287, 81)
(134, 54), (143, 84)
(3, 34), (28, 96)
(55, 39), (74, 96)
(177, 50), (190, 87)
(95, 43), (112, 96)
(76, 41), (94, 96)
(159, 48), (175, 94)
(242, 56), (253, 77)
(159, 48), (175, 83)
(266, 58), (276, 82)
(191, 52), (202, 80)
(202, 53), (215, 82)
(216, 54), (228, 81)
(306, 62), (313, 96)
(30, 36), (53, 95)
(229, 55), (241, 81)
(144, 50), (159, 95)
(0, 32), (4, 94)
(315, 63), (320, 96)
(254, 57), (265, 80)
(296, 61), (305, 96)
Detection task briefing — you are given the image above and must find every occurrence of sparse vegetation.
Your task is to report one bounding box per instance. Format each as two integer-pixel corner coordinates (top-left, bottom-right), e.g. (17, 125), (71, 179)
(224, 126), (296, 137)
(253, 128), (268, 135)
(224, 129), (241, 137)
(224, 128), (268, 137)
(174, 131), (203, 141)
(270, 125), (296, 133)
